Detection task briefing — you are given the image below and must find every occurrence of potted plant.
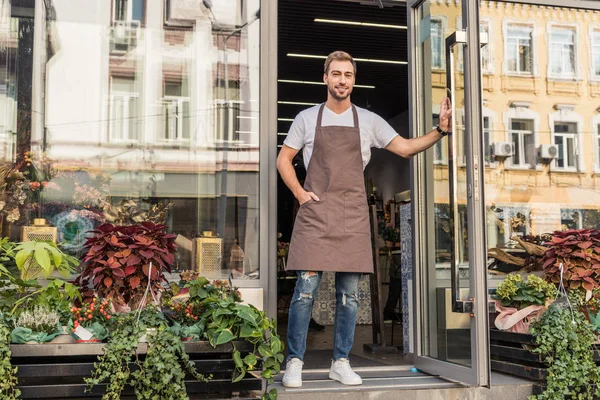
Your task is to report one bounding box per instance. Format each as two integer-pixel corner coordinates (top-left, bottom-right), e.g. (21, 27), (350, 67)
(529, 301), (600, 399)
(0, 312), (19, 399)
(492, 273), (557, 333)
(85, 306), (210, 400)
(75, 222), (177, 310)
(10, 305), (62, 344)
(163, 289), (205, 342)
(68, 297), (112, 343)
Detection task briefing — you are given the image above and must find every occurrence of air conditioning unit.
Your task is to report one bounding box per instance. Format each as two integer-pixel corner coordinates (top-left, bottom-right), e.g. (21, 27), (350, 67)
(539, 144), (559, 159)
(110, 20), (139, 54)
(492, 142), (514, 158)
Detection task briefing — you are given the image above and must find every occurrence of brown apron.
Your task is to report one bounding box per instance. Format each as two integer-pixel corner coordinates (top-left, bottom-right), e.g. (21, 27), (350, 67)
(286, 104), (373, 273)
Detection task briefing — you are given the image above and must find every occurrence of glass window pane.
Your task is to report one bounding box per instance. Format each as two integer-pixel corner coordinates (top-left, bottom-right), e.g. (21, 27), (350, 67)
(7, 0), (262, 282)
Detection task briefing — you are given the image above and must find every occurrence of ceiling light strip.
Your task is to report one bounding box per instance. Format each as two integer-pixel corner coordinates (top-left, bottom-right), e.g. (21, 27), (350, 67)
(314, 18), (407, 30)
(277, 133), (288, 136)
(278, 118), (295, 122)
(278, 79), (375, 89)
(278, 101), (320, 106)
(287, 53), (407, 65)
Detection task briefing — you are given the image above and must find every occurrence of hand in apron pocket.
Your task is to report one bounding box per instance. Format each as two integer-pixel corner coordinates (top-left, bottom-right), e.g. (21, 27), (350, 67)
(296, 194), (327, 233)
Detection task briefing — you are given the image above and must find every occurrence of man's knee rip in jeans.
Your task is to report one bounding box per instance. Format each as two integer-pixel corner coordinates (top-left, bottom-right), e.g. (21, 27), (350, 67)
(341, 292), (358, 306)
(301, 271), (318, 280)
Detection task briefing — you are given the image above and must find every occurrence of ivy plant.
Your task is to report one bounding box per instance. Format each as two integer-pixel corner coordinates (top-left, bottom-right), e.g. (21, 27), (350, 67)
(0, 313), (19, 399)
(86, 307), (210, 400)
(529, 303), (600, 399)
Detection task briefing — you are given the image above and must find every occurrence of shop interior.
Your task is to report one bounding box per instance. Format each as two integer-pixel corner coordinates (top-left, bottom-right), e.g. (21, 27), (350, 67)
(276, 0), (413, 368)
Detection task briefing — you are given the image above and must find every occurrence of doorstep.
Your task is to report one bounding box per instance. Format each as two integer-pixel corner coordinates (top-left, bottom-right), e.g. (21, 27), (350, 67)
(270, 367), (536, 400)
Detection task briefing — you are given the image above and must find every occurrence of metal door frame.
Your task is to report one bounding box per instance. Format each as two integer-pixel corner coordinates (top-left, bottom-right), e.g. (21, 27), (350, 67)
(407, 0), (489, 386)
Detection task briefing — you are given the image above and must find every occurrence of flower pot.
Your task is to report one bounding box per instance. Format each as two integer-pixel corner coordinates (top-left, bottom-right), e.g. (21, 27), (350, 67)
(181, 337), (193, 342)
(138, 328), (156, 343)
(76, 338), (102, 343)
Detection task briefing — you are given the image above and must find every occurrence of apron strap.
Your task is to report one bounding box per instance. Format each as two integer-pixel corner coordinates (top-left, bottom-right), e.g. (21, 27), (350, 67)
(316, 103), (326, 128)
(316, 103), (359, 129)
(351, 105), (359, 129)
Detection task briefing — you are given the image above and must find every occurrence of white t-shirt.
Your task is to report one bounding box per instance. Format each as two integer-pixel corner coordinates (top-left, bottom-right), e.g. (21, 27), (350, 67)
(283, 104), (398, 170)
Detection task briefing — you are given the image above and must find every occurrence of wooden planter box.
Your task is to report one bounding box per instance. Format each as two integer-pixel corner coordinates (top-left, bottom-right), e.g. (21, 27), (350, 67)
(10, 341), (264, 399)
(490, 329), (600, 381)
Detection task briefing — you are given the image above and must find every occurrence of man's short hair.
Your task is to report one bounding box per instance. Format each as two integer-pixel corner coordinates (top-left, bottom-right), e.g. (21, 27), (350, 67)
(324, 51), (357, 75)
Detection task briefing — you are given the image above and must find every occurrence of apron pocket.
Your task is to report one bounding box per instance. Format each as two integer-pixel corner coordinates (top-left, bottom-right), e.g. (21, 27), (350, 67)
(295, 195), (327, 233)
(344, 193), (370, 234)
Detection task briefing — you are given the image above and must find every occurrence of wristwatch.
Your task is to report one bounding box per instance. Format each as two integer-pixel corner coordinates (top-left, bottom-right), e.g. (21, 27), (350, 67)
(436, 125), (450, 137)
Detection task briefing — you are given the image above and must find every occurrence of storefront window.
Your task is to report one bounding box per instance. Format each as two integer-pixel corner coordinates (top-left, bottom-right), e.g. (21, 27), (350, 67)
(0, 0), (261, 280)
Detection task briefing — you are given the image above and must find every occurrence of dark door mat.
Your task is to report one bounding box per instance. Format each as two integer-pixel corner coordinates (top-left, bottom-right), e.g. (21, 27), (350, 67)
(285, 350), (385, 369)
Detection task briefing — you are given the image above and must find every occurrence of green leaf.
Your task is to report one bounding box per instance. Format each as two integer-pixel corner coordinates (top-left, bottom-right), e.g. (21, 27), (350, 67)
(232, 367), (246, 382)
(45, 244), (63, 269)
(235, 308), (258, 326)
(232, 349), (244, 368)
(15, 250), (30, 271)
(33, 247), (52, 276)
(215, 329), (235, 345)
(243, 353), (257, 367)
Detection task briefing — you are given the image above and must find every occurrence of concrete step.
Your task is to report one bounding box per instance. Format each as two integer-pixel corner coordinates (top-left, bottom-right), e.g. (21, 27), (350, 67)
(271, 368), (536, 400)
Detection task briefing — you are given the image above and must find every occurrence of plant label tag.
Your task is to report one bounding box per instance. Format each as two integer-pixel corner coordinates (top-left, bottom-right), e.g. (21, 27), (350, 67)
(74, 326), (94, 340)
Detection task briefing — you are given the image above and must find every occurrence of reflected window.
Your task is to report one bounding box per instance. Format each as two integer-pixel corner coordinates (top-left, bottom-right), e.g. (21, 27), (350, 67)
(561, 209), (582, 230)
(554, 122), (578, 170)
(549, 27), (576, 78)
(483, 116), (492, 165)
(592, 30), (600, 79)
(506, 24), (533, 74)
(113, 0), (144, 23)
(161, 80), (190, 142)
(433, 113), (447, 163)
(481, 21), (491, 73)
(431, 19), (443, 69)
(597, 123), (600, 170)
(509, 119), (535, 168)
(109, 77), (139, 143)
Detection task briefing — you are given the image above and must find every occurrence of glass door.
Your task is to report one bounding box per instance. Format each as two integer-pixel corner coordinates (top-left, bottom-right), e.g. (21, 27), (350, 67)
(408, 0), (489, 386)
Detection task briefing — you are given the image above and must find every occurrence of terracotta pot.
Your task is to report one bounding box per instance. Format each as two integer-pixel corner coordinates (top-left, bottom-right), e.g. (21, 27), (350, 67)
(76, 339), (102, 344)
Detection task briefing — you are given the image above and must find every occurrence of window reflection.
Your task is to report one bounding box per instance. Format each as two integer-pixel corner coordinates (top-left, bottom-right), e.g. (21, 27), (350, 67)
(0, 0), (261, 280)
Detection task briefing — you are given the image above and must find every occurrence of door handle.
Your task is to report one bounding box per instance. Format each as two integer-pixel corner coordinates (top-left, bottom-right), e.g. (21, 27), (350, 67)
(445, 31), (471, 314)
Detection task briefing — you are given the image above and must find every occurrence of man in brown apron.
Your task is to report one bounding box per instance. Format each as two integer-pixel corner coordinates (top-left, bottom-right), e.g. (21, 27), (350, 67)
(277, 51), (451, 387)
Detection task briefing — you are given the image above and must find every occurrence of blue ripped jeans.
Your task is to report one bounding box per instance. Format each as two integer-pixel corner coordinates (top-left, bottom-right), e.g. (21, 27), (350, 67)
(287, 271), (361, 361)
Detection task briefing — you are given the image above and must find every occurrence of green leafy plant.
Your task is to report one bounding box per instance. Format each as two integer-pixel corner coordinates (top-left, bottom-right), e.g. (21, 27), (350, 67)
(541, 229), (600, 290)
(493, 274), (557, 309)
(529, 303), (600, 399)
(75, 223), (176, 309)
(86, 307), (210, 400)
(0, 313), (19, 399)
(33, 279), (81, 326)
(131, 323), (209, 399)
(182, 277), (284, 386)
(12, 240), (78, 280)
(85, 312), (144, 399)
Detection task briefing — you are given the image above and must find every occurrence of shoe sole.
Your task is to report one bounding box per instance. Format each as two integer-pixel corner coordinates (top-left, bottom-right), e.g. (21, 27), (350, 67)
(328, 371), (362, 385)
(282, 380), (302, 388)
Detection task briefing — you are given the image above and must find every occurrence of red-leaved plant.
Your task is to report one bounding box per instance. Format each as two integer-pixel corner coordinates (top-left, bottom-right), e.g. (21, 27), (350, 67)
(541, 229), (600, 291)
(75, 223), (177, 309)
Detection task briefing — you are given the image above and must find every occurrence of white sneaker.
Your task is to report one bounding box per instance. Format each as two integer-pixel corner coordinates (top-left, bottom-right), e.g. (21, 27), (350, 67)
(282, 358), (304, 388)
(329, 358), (363, 385)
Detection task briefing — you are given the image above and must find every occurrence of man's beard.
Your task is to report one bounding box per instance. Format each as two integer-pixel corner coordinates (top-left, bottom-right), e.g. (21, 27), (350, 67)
(328, 85), (351, 101)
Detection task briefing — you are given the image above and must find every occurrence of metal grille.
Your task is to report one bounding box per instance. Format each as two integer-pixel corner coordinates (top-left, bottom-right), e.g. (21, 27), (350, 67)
(21, 226), (57, 243)
(193, 237), (223, 273)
